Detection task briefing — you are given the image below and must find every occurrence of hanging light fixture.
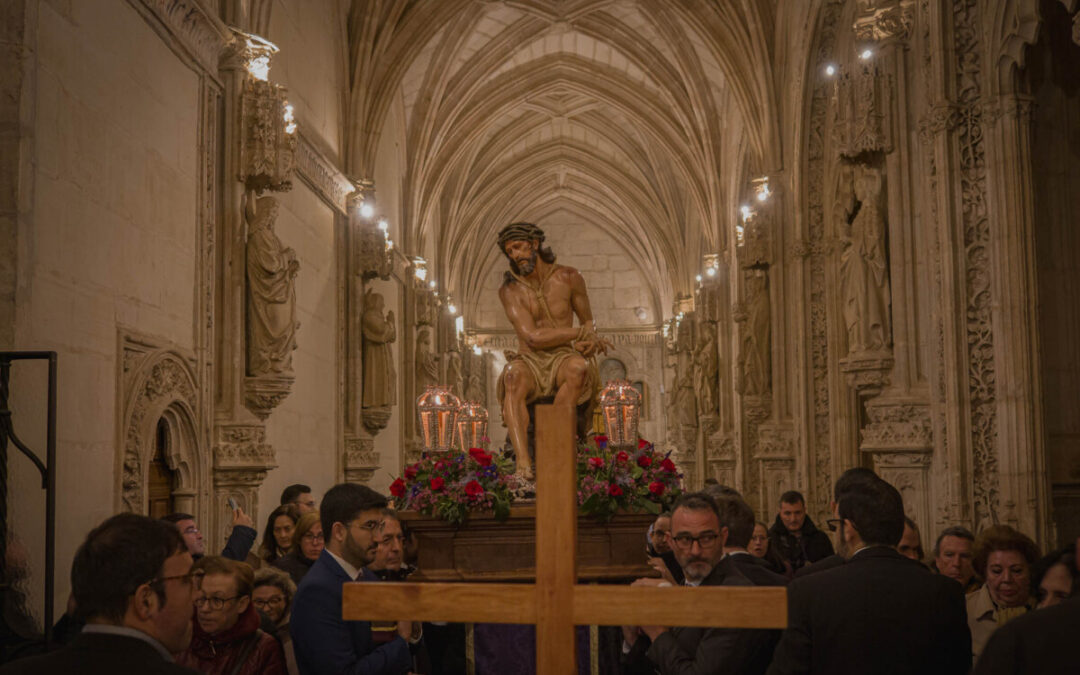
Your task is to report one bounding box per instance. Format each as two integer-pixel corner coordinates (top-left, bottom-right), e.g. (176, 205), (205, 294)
(416, 386), (461, 453)
(598, 380), (641, 450)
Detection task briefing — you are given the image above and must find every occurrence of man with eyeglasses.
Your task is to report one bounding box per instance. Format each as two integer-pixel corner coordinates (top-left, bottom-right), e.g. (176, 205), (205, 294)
(281, 484), (318, 514)
(162, 508), (257, 563)
(290, 483), (419, 675)
(177, 556), (286, 675)
(622, 492), (777, 675)
(0, 514), (200, 674)
(766, 478), (970, 675)
(366, 511), (413, 582)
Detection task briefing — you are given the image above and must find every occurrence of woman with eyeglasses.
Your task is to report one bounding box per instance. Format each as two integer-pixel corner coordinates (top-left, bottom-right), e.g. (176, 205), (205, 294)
(272, 512), (324, 584)
(252, 567), (299, 675)
(177, 556), (287, 675)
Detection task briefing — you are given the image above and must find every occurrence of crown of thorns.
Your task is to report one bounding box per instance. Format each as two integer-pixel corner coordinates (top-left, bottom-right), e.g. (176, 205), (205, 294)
(497, 222), (545, 252)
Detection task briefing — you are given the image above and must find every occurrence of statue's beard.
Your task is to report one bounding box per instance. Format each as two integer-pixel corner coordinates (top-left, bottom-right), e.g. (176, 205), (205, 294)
(513, 250), (538, 276)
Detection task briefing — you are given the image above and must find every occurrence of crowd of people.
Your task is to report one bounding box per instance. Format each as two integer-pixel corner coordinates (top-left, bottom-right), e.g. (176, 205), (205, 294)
(0, 470), (1076, 674)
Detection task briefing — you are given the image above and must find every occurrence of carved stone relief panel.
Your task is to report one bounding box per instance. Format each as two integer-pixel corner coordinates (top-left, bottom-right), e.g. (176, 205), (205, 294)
(345, 436), (380, 484)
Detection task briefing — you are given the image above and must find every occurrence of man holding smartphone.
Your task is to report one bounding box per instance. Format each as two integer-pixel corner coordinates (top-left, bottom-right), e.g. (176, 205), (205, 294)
(162, 500), (257, 563)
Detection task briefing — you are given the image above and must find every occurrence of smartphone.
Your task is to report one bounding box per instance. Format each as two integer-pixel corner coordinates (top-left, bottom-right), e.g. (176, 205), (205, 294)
(227, 497), (239, 511)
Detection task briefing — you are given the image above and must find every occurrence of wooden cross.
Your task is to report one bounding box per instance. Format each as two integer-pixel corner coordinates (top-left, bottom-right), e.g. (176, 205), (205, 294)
(344, 404), (787, 673)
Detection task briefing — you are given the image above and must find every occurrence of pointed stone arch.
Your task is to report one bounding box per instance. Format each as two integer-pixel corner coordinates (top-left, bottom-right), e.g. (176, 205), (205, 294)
(118, 336), (207, 520)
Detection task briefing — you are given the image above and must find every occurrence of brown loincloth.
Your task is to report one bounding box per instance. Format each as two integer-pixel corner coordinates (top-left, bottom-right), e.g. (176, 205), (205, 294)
(497, 344), (599, 408)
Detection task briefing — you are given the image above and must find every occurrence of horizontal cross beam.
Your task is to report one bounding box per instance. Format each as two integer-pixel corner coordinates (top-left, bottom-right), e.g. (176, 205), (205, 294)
(343, 582), (788, 628)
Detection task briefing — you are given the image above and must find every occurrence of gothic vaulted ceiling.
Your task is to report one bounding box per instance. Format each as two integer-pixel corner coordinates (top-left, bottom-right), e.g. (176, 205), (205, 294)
(346, 0), (780, 321)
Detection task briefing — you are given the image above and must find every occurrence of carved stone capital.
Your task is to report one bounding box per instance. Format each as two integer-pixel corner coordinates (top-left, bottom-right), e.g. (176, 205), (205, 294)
(213, 423), (276, 470)
(244, 374), (294, 420)
(981, 95), (1036, 126)
(861, 400), (933, 452)
(839, 351), (894, 392)
(741, 395), (771, 424)
(853, 0), (914, 42)
(917, 102), (963, 144)
(212, 469), (270, 488)
(345, 436), (380, 484)
(706, 435), (735, 460)
(756, 422), (797, 459)
(362, 406), (392, 434)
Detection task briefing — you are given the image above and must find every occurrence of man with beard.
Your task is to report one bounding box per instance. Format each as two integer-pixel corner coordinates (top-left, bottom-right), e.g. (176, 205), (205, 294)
(289, 484), (419, 675)
(766, 478), (970, 675)
(622, 493), (776, 675)
(496, 222), (611, 480)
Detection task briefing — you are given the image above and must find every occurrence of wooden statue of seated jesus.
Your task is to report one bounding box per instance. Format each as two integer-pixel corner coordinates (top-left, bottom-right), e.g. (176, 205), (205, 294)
(496, 222), (612, 481)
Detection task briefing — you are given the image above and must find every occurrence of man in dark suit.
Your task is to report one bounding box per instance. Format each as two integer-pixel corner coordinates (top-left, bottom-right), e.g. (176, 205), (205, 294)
(624, 492), (776, 675)
(766, 478), (971, 675)
(289, 483), (417, 675)
(792, 467), (881, 580)
(715, 495), (788, 586)
(0, 514), (199, 675)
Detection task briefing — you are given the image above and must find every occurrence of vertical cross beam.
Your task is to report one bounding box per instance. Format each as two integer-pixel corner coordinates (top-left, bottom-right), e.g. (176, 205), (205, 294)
(534, 404), (577, 673)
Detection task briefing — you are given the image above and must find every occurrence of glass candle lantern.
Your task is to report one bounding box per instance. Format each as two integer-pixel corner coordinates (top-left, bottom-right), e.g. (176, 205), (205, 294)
(456, 400), (489, 450)
(416, 385), (461, 453)
(599, 379), (641, 449)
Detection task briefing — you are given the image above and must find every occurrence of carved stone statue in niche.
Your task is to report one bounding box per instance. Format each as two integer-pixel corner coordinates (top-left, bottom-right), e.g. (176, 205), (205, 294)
(415, 327), (440, 395)
(839, 164), (892, 354)
(361, 290), (397, 411)
(693, 323), (719, 417)
(674, 367), (698, 428)
(737, 272), (771, 396)
(465, 372), (485, 405)
(444, 349), (463, 397)
(245, 190), (300, 376)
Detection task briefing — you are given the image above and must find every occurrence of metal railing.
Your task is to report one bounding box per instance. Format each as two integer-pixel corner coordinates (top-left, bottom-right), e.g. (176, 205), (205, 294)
(0, 351), (57, 647)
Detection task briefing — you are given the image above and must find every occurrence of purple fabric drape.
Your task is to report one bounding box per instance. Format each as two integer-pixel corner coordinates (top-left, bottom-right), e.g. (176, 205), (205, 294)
(472, 624), (590, 674)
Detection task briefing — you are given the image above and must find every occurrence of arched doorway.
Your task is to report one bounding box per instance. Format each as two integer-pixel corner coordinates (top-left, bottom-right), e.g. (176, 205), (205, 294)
(147, 417), (178, 519)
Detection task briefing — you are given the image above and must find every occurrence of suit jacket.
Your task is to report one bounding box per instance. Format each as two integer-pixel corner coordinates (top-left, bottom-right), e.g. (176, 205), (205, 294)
(625, 556), (778, 675)
(972, 596), (1080, 675)
(290, 550), (412, 675)
(791, 554), (844, 580)
(0, 631), (198, 675)
(767, 516), (834, 572)
(766, 546), (970, 675)
(727, 552), (789, 586)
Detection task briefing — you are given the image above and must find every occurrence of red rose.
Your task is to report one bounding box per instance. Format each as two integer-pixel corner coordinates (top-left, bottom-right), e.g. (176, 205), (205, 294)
(404, 464), (418, 480)
(637, 455), (653, 468)
(638, 438), (649, 450)
(660, 458), (677, 472)
(390, 478), (406, 498)
(615, 451), (630, 463)
(430, 477), (445, 491)
(595, 435), (609, 446)
(464, 480), (485, 498)
(469, 447), (493, 466)
(608, 484), (624, 497)
(588, 456), (605, 469)
(649, 481), (665, 496)
(435, 460), (448, 471)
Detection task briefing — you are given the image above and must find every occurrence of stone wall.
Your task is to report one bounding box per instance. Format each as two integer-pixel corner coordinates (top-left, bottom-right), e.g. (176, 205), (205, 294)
(11, 0), (201, 616)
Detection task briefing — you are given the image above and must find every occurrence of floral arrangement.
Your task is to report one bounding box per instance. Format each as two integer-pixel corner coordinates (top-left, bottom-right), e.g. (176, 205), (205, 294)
(390, 436), (682, 526)
(390, 445), (519, 526)
(576, 435), (682, 521)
